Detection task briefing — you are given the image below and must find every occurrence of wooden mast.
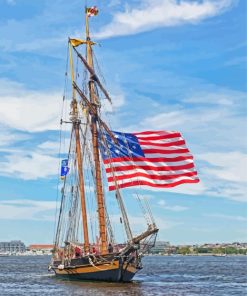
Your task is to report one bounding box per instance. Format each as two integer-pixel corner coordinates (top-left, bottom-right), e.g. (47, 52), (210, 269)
(69, 42), (89, 252)
(85, 11), (107, 254)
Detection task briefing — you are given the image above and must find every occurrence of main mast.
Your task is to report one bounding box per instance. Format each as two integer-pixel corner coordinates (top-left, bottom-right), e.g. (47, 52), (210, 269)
(85, 11), (107, 254)
(69, 43), (89, 252)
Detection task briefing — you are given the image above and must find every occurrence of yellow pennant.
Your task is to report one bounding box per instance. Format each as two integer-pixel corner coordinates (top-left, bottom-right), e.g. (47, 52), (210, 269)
(70, 38), (87, 47)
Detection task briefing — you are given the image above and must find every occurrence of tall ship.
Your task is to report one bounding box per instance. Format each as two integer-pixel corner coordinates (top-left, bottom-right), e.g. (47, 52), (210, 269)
(49, 5), (199, 282)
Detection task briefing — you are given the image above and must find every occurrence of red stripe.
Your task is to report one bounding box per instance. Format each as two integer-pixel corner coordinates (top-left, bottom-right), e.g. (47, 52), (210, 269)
(105, 163), (195, 173)
(103, 156), (193, 165)
(136, 133), (182, 141)
(109, 179), (200, 191)
(133, 131), (179, 136)
(139, 140), (186, 147)
(142, 148), (190, 154)
(107, 171), (198, 182)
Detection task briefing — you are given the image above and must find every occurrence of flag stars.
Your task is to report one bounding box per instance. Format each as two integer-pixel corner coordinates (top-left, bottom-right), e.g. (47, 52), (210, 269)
(100, 131), (145, 159)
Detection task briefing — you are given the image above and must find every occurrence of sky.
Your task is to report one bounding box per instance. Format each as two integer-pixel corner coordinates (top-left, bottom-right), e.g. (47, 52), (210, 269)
(0, 0), (246, 246)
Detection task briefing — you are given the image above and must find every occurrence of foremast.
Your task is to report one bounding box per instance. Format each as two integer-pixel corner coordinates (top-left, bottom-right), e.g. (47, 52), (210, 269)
(69, 45), (89, 253)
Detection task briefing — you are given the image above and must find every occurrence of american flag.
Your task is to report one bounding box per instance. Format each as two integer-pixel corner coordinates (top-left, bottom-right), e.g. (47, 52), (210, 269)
(99, 130), (199, 191)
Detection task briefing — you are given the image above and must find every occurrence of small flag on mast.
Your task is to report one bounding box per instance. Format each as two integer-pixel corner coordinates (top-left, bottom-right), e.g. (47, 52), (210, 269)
(60, 159), (69, 179)
(86, 6), (99, 17)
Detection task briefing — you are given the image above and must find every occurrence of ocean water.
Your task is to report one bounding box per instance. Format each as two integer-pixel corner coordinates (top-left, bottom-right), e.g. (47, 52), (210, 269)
(0, 255), (246, 296)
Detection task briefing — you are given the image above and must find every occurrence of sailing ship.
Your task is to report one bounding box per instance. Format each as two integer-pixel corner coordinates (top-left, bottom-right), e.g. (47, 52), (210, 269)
(49, 6), (199, 282)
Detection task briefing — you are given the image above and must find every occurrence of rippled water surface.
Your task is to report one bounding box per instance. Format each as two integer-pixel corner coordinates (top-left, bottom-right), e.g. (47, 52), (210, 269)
(0, 255), (246, 295)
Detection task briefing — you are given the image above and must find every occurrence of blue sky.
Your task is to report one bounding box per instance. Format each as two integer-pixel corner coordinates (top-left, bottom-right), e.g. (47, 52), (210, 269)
(0, 0), (246, 246)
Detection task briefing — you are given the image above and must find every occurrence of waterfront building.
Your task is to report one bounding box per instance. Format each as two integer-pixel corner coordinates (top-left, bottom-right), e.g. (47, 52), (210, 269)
(0, 240), (26, 253)
(28, 244), (54, 255)
(149, 241), (170, 254)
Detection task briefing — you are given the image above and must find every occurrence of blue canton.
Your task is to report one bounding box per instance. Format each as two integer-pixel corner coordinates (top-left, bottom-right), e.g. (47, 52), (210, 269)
(99, 131), (144, 160)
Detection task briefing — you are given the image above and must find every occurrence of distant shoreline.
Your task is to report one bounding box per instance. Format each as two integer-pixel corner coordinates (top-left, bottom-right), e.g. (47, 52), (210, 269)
(1, 253), (246, 258)
(146, 253), (247, 257)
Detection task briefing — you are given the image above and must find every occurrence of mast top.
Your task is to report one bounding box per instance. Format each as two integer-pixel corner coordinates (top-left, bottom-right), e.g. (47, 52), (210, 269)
(85, 6), (99, 41)
(67, 5), (98, 117)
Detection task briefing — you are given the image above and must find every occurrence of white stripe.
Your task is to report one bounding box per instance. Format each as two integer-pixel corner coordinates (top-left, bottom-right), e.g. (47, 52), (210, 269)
(140, 144), (187, 150)
(138, 137), (184, 143)
(144, 153), (193, 158)
(106, 168), (197, 177)
(135, 131), (179, 138)
(108, 175), (199, 186)
(104, 159), (194, 169)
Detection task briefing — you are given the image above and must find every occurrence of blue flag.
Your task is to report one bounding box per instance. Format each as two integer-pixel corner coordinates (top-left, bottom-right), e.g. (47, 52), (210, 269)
(61, 159), (69, 179)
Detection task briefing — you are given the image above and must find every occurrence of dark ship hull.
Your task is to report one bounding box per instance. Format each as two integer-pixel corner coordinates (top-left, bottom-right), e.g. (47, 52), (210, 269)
(51, 254), (139, 282)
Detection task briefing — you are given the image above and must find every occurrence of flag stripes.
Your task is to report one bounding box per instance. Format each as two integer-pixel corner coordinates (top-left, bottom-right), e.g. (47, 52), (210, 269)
(138, 140), (186, 147)
(100, 130), (199, 191)
(108, 179), (198, 191)
(107, 171), (198, 182)
(105, 162), (195, 173)
(103, 156), (194, 164)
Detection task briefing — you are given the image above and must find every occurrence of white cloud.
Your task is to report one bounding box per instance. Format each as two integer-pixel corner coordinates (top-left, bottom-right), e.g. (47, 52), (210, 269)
(0, 79), (62, 132)
(101, 92), (126, 114)
(132, 193), (154, 200)
(195, 152), (247, 203)
(95, 0), (234, 39)
(0, 128), (30, 147)
(0, 79), (125, 133)
(224, 56), (247, 67)
(38, 141), (60, 153)
(0, 80), (70, 180)
(6, 0), (16, 6)
(205, 213), (247, 222)
(158, 199), (189, 212)
(211, 185), (247, 203)
(0, 1), (73, 53)
(110, 213), (179, 235)
(183, 91), (245, 106)
(154, 215), (182, 230)
(198, 152), (247, 184)
(38, 140), (70, 155)
(141, 111), (187, 129)
(0, 199), (57, 221)
(127, 214), (182, 237)
(109, 0), (121, 8)
(13, 37), (66, 53)
(0, 151), (59, 180)
(164, 182), (207, 196)
(137, 102), (244, 137)
(134, 181), (207, 196)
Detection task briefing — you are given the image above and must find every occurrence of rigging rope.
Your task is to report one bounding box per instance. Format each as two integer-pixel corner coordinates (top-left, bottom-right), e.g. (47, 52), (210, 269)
(54, 42), (70, 246)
